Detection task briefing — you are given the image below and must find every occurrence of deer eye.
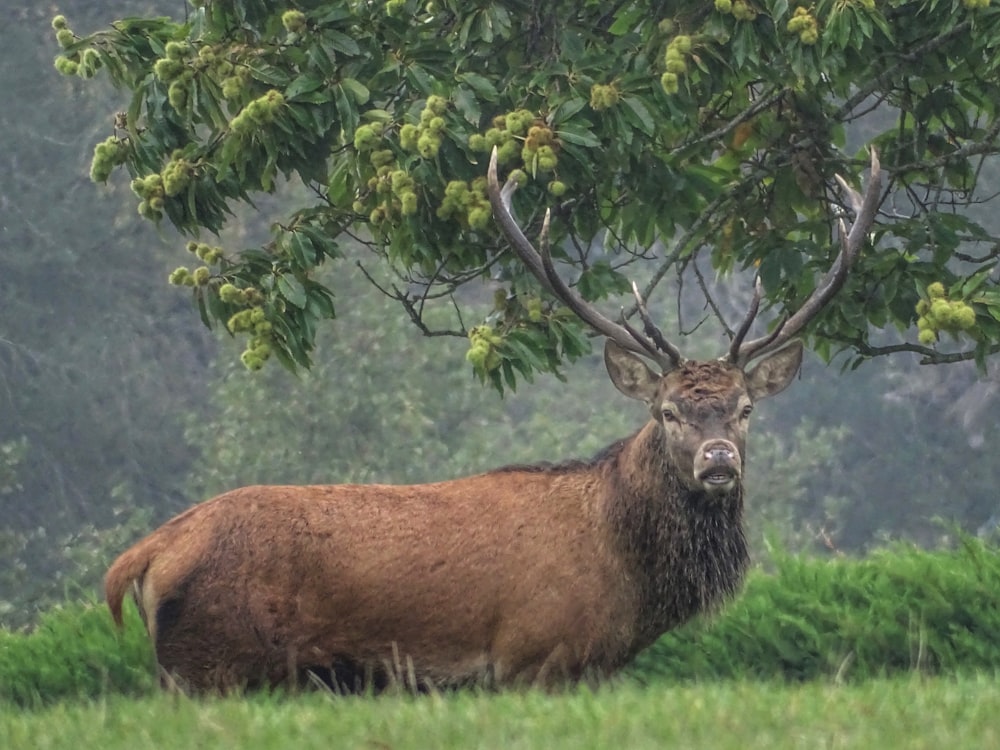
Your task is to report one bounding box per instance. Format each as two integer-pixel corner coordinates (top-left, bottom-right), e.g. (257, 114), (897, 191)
(740, 404), (753, 420)
(661, 406), (679, 423)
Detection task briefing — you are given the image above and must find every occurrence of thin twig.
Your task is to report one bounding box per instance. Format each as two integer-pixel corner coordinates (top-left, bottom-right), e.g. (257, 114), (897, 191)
(672, 87), (789, 155)
(692, 261), (734, 338)
(834, 20), (973, 121)
(354, 261), (467, 338)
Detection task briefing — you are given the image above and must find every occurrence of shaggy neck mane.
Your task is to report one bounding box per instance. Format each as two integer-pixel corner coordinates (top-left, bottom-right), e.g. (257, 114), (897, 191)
(601, 424), (750, 646)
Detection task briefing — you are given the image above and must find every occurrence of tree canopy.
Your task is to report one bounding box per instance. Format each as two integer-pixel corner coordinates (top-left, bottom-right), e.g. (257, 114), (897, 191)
(54, 0), (1000, 389)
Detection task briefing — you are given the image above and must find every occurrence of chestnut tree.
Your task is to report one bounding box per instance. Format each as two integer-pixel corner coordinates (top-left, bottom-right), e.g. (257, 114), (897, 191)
(53, 0), (1000, 389)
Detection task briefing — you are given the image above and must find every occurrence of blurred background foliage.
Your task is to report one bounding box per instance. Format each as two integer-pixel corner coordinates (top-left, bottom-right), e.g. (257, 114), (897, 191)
(2, 0), (1000, 629)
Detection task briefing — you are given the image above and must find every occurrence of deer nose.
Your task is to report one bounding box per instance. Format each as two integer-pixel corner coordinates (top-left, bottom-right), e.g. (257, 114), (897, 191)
(703, 441), (736, 464)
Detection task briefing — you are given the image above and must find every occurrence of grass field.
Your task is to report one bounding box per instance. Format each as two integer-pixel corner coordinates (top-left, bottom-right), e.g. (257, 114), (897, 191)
(4, 676), (999, 750)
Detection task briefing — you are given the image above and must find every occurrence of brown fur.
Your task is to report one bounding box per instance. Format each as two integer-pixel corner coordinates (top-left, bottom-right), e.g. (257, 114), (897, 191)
(105, 341), (803, 693)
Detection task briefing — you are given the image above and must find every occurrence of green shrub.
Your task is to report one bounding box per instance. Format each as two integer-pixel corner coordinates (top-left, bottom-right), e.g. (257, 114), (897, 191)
(629, 538), (1000, 683)
(0, 597), (154, 706)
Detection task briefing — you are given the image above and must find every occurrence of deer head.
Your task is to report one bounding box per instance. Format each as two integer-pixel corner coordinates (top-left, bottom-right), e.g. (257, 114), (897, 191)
(487, 147), (882, 493)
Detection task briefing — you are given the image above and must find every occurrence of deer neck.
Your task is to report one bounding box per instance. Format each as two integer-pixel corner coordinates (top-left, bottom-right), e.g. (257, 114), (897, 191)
(603, 422), (750, 646)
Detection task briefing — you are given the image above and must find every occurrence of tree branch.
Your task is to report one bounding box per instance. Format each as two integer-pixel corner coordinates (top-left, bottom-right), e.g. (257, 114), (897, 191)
(672, 86), (789, 155)
(834, 336), (1000, 366)
(834, 21), (973, 121)
(354, 261), (467, 338)
(891, 116), (1000, 175)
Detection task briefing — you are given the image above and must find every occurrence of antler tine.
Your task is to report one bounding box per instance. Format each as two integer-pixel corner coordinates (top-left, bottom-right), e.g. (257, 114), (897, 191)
(488, 149), (557, 298)
(727, 276), (763, 363)
(734, 148), (883, 367)
(631, 281), (684, 365)
(537, 219), (680, 370)
(487, 147), (680, 370)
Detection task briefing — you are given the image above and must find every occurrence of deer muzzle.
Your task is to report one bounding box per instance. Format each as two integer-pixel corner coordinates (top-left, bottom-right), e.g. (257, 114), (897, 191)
(694, 439), (742, 493)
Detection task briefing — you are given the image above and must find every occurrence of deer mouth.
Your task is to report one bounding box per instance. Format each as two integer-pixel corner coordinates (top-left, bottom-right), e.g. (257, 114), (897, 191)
(697, 467), (739, 490)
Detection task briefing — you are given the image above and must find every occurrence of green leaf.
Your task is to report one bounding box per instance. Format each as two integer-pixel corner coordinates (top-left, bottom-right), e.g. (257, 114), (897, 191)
(500, 359), (518, 391)
(854, 6), (874, 41)
(622, 96), (655, 136)
(306, 44), (334, 77)
(194, 287), (212, 328)
(555, 123), (601, 148)
(323, 30), (361, 57)
(608, 4), (646, 35)
(277, 275), (307, 309)
(332, 83), (359, 135)
(405, 64), (433, 95)
(340, 78), (370, 105)
(488, 5), (513, 38)
(474, 10), (494, 43)
(959, 267), (993, 299)
(306, 286), (336, 319)
(457, 72), (499, 101)
(503, 335), (548, 372)
(246, 63), (290, 86)
(550, 97), (587, 125)
(285, 74), (326, 101)
(288, 232), (319, 268)
(314, 7), (352, 24)
(453, 85), (482, 126)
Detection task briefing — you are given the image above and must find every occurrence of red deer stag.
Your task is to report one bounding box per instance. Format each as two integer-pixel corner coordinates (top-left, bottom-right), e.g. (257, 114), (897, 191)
(105, 148), (882, 693)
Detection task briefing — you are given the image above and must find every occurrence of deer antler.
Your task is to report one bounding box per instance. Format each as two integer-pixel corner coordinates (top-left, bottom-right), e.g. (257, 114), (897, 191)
(487, 147), (683, 369)
(624, 281), (684, 365)
(730, 149), (883, 366)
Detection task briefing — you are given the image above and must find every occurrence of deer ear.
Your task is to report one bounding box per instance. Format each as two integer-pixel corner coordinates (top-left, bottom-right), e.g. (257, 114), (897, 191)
(745, 340), (803, 401)
(604, 340), (663, 404)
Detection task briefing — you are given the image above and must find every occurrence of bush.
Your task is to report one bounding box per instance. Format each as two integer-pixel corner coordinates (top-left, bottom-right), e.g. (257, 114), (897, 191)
(0, 597), (154, 706)
(629, 538), (1000, 683)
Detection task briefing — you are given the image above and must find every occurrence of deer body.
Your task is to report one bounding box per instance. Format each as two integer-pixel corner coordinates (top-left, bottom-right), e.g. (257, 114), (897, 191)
(109, 472), (649, 691)
(105, 344), (801, 692)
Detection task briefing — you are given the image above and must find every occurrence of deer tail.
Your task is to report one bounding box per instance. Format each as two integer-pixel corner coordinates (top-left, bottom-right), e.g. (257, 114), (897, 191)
(104, 539), (156, 629)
